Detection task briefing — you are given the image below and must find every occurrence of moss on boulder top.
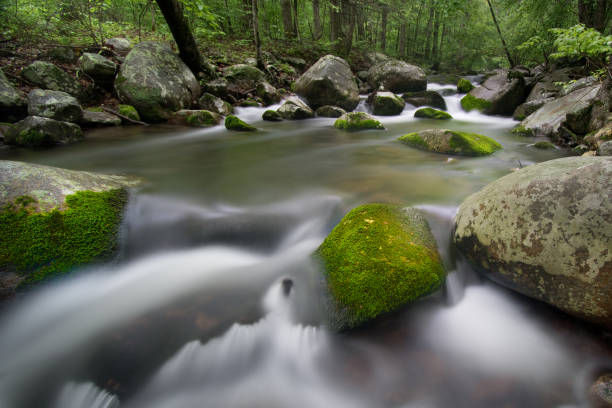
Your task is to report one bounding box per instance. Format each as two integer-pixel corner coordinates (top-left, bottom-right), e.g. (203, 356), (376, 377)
(457, 78), (474, 93)
(460, 94), (492, 113)
(370, 91), (405, 116)
(168, 109), (221, 127)
(21, 61), (82, 98)
(4, 116), (83, 148)
(414, 107), (452, 120)
(399, 129), (502, 156)
(334, 112), (384, 131)
(225, 115), (257, 131)
(316, 204), (445, 330)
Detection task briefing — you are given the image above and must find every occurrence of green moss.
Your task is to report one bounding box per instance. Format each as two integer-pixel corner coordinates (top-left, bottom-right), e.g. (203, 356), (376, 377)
(0, 189), (127, 285)
(18, 129), (48, 147)
(460, 94), (492, 112)
(448, 131), (502, 156)
(316, 204), (445, 330)
(511, 125), (534, 137)
(398, 133), (429, 150)
(414, 108), (453, 120)
(534, 141), (555, 149)
(240, 99), (260, 107)
(185, 111), (219, 127)
(457, 78), (475, 93)
(225, 115), (257, 131)
(118, 104), (140, 121)
(262, 110), (282, 121)
(278, 63), (296, 75)
(399, 130), (502, 156)
(334, 112), (384, 131)
(514, 113), (526, 121)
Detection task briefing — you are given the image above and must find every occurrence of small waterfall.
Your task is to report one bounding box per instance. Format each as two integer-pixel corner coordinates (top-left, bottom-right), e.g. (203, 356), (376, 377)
(53, 382), (119, 408)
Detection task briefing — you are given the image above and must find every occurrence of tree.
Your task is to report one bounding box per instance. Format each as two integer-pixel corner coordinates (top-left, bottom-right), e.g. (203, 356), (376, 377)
(486, 0), (515, 67)
(578, 0), (610, 33)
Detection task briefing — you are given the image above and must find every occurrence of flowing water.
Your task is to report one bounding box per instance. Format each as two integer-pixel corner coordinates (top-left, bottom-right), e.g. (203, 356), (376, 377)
(1, 86), (610, 408)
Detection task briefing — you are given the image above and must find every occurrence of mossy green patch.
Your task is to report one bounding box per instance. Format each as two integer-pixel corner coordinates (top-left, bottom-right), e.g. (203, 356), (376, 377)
(414, 108), (452, 120)
(457, 78), (474, 93)
(398, 133), (429, 150)
(185, 111), (219, 127)
(262, 110), (282, 121)
(334, 112), (384, 131)
(0, 189), (127, 285)
(448, 131), (502, 155)
(225, 115), (257, 131)
(316, 204), (445, 330)
(118, 104), (140, 121)
(460, 94), (492, 112)
(511, 125), (534, 137)
(534, 141), (555, 149)
(399, 129), (502, 156)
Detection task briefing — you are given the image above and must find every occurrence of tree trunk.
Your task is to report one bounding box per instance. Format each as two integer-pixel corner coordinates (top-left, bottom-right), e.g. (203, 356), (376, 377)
(379, 6), (388, 51)
(578, 0), (609, 32)
(330, 0), (341, 42)
(486, 0), (515, 67)
(424, 6), (434, 60)
(341, 0), (356, 55)
(312, 0), (322, 40)
(411, 2), (423, 58)
(281, 0), (293, 38)
(431, 11), (440, 70)
(252, 0), (265, 71)
(292, 0), (300, 39)
(224, 0), (233, 34)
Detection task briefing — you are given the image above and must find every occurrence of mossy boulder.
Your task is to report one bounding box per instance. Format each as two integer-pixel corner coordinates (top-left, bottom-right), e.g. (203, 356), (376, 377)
(80, 110), (121, 127)
(454, 157), (612, 327)
(367, 59), (427, 93)
(316, 204), (445, 330)
(277, 97), (314, 120)
(401, 91), (446, 110)
(224, 64), (265, 85)
(599, 140), (612, 156)
(46, 47), (76, 63)
(168, 109), (221, 127)
(104, 37), (132, 54)
(0, 160), (139, 297)
(4, 116), (83, 148)
(21, 61), (82, 98)
(262, 110), (282, 121)
(198, 92), (233, 116)
(414, 108), (452, 120)
(225, 115), (257, 131)
(27, 89), (83, 123)
(399, 129), (501, 156)
(511, 124), (534, 137)
(370, 91), (405, 116)
(293, 55), (360, 111)
(456, 78), (474, 93)
(115, 42), (200, 123)
(334, 112), (384, 131)
(203, 78), (230, 98)
(0, 68), (27, 122)
(118, 104), (140, 123)
(78, 52), (117, 82)
(461, 70), (527, 115)
(315, 105), (346, 118)
(256, 81), (281, 106)
(460, 94), (492, 113)
(240, 98), (260, 107)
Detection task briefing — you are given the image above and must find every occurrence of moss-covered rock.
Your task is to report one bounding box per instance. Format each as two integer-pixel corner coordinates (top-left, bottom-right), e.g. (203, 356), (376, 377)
(460, 94), (492, 112)
(4, 116), (83, 148)
(316, 204), (445, 330)
(401, 91), (446, 110)
(223, 64), (266, 90)
(21, 61), (82, 98)
(168, 109), (221, 127)
(104, 38), (132, 54)
(198, 92), (233, 116)
(0, 160), (139, 297)
(262, 110), (282, 121)
(370, 91), (405, 116)
(277, 97), (314, 120)
(457, 78), (474, 93)
(461, 70), (526, 115)
(27, 89), (83, 123)
(414, 107), (452, 120)
(239, 98), (260, 107)
(225, 115), (257, 131)
(0, 68), (27, 123)
(334, 112), (384, 131)
(256, 81), (281, 106)
(399, 129), (501, 156)
(511, 124), (535, 137)
(315, 105), (346, 118)
(78, 52), (117, 82)
(533, 141), (555, 149)
(118, 104), (140, 122)
(80, 110), (121, 127)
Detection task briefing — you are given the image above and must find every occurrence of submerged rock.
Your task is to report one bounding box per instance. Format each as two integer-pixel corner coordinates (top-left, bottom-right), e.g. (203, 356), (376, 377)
(198, 92), (233, 116)
(316, 204), (445, 330)
(399, 129), (501, 156)
(454, 156), (612, 327)
(168, 110), (221, 127)
(80, 110), (121, 127)
(21, 61), (82, 98)
(461, 70), (526, 116)
(262, 110), (282, 121)
(414, 108), (452, 120)
(277, 97), (314, 120)
(315, 105), (346, 118)
(27, 89), (82, 123)
(0, 68), (27, 122)
(367, 59), (427, 93)
(225, 115), (257, 131)
(334, 112), (384, 131)
(4, 116), (83, 147)
(370, 91), (405, 116)
(256, 81), (281, 106)
(402, 91), (446, 110)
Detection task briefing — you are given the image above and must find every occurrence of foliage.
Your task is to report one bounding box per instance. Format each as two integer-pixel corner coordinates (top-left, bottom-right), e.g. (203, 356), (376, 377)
(550, 24), (612, 68)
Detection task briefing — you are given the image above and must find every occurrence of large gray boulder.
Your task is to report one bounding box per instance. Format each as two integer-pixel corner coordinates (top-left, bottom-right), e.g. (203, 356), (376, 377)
(454, 157), (612, 327)
(104, 37), (132, 54)
(369, 91), (405, 116)
(4, 116), (83, 147)
(115, 42), (200, 122)
(460, 70), (527, 116)
(367, 59), (426, 93)
(0, 69), (27, 122)
(223, 64), (266, 90)
(78, 53), (117, 82)
(21, 61), (82, 98)
(198, 92), (233, 116)
(512, 98), (554, 121)
(27, 89), (82, 123)
(402, 91), (446, 110)
(293, 55), (359, 111)
(80, 110), (121, 127)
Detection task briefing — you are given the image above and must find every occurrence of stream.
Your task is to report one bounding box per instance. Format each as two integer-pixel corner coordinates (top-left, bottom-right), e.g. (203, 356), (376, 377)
(1, 84), (610, 408)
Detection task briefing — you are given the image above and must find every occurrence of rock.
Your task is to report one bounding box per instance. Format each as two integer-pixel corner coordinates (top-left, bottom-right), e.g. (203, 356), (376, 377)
(239, 98), (260, 107)
(414, 107), (452, 120)
(21, 61), (82, 98)
(0, 160), (138, 295)
(0, 69), (27, 122)
(582, 150), (597, 157)
(334, 112), (384, 131)
(511, 125), (534, 137)
(262, 110), (282, 121)
(512, 98), (554, 121)
(293, 55), (360, 111)
(78, 52), (117, 82)
(27, 89), (82, 123)
(367, 59), (427, 93)
(315, 204), (445, 330)
(223, 64), (266, 90)
(225, 115), (256, 131)
(454, 156), (612, 327)
(439, 88), (458, 96)
(573, 144), (590, 155)
(0, 123), (14, 140)
(315, 105), (346, 118)
(203, 78), (229, 98)
(560, 76), (598, 96)
(168, 109), (221, 127)
(46, 47), (76, 62)
(80, 110), (121, 127)
(402, 91), (446, 110)
(256, 81), (280, 106)
(533, 141), (555, 149)
(599, 140), (612, 156)
(277, 97), (314, 120)
(457, 78), (475, 93)
(399, 129), (501, 156)
(115, 42), (200, 123)
(370, 91), (405, 116)
(104, 37), (132, 54)
(363, 51), (390, 68)
(357, 71), (369, 81)
(520, 84), (602, 145)
(198, 92), (233, 116)
(279, 56), (306, 70)
(4, 116), (83, 147)
(118, 104), (140, 123)
(460, 70), (527, 116)
(527, 81), (563, 102)
(589, 373), (612, 407)
(245, 57), (257, 67)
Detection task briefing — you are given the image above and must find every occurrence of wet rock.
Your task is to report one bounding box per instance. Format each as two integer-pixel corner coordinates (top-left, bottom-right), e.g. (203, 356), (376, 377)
(277, 97), (314, 120)
(198, 92), (233, 116)
(0, 68), (27, 122)
(79, 52), (117, 82)
(80, 110), (121, 127)
(454, 156), (612, 327)
(367, 59), (426, 93)
(168, 110), (221, 127)
(27, 89), (82, 123)
(315, 204), (445, 330)
(512, 98), (554, 121)
(370, 91), (405, 116)
(4, 116), (83, 147)
(118, 104), (140, 123)
(428, 73), (460, 85)
(460, 69), (527, 116)
(316, 105), (346, 118)
(294, 55), (360, 111)
(223, 64), (266, 90)
(334, 112), (384, 131)
(457, 78), (474, 93)
(414, 108), (452, 120)
(399, 129), (501, 156)
(402, 91), (446, 110)
(21, 61), (82, 98)
(262, 110), (282, 121)
(598, 141), (612, 156)
(256, 81), (280, 106)
(203, 78), (230, 98)
(224, 115), (256, 131)
(104, 37), (132, 54)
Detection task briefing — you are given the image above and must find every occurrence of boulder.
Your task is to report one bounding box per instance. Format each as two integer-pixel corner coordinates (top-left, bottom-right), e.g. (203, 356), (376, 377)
(454, 156), (612, 327)
(115, 42), (200, 123)
(599, 140), (612, 156)
(198, 92), (233, 116)
(78, 53), (117, 82)
(239, 98), (260, 107)
(203, 78), (230, 98)
(512, 98), (554, 121)
(559, 76), (598, 96)
(262, 110), (282, 121)
(104, 37), (132, 54)
(315, 105), (346, 118)
(118, 104), (140, 123)
(457, 78), (475, 93)
(21, 61), (82, 98)
(225, 115), (257, 131)
(80, 110), (121, 127)
(167, 109), (221, 127)
(46, 47), (76, 63)
(223, 64), (266, 90)
(414, 108), (452, 120)
(402, 91), (446, 110)
(460, 70), (527, 116)
(4, 116), (83, 148)
(399, 129), (501, 156)
(0, 69), (27, 122)
(527, 81), (563, 102)
(293, 55), (360, 111)
(363, 51), (390, 69)
(27, 89), (82, 123)
(0, 160), (138, 296)
(369, 91), (405, 116)
(315, 204), (445, 330)
(277, 97), (314, 120)
(256, 81), (281, 106)
(279, 56), (306, 70)
(367, 59), (427, 93)
(334, 112), (384, 131)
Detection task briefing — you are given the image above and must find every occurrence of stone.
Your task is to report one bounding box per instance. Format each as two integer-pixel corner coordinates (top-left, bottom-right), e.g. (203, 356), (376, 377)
(21, 61), (82, 98)
(277, 96), (314, 120)
(224, 115), (257, 131)
(533, 141), (555, 149)
(198, 92), (233, 116)
(0, 69), (27, 122)
(239, 98), (259, 107)
(118, 104), (140, 123)
(279, 56), (306, 70)
(256, 81), (281, 106)
(262, 110), (282, 121)
(560, 76), (598, 96)
(293, 55), (360, 111)
(27, 89), (82, 123)
(527, 81), (563, 102)
(315, 105), (346, 118)
(363, 51), (390, 68)
(414, 107), (452, 120)
(457, 78), (475, 93)
(454, 156), (612, 327)
(4, 116), (83, 148)
(369, 91), (405, 116)
(334, 112), (384, 131)
(80, 110), (121, 127)
(512, 98), (554, 121)
(598, 140), (612, 156)
(78, 53), (117, 81)
(399, 129), (501, 156)
(245, 57), (257, 67)
(367, 59), (427, 93)
(104, 37), (132, 54)
(460, 70), (527, 116)
(402, 91), (447, 110)
(46, 47), (76, 62)
(203, 78), (229, 98)
(223, 64), (266, 90)
(167, 109), (221, 127)
(315, 204), (445, 330)
(115, 42), (200, 122)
